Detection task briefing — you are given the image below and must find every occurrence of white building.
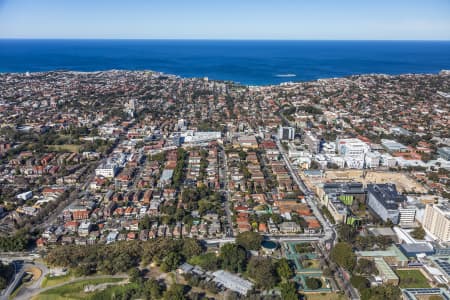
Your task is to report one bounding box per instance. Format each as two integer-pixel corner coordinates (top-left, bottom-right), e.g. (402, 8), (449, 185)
(395, 157), (427, 169)
(95, 163), (118, 178)
(381, 139), (408, 152)
(380, 153), (397, 168)
(365, 151), (381, 168)
(337, 138), (370, 159)
(182, 131), (221, 144)
(288, 148), (309, 159)
(16, 191), (33, 201)
(422, 203), (450, 242)
(78, 221), (92, 237)
(212, 270), (253, 295)
(322, 142), (337, 154)
(337, 138), (370, 169)
(330, 156), (345, 168)
(177, 119), (187, 131)
(304, 132), (320, 153)
(345, 157), (364, 169)
(398, 205), (417, 226)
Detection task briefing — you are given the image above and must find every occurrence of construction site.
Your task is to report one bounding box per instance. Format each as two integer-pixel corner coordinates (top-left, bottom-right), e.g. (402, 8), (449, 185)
(301, 170), (428, 194)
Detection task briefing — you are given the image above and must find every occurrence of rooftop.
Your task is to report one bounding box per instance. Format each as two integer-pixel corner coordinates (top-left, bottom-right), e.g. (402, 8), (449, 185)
(357, 245), (408, 263)
(212, 270), (253, 295)
(374, 257), (399, 281)
(367, 184), (406, 209)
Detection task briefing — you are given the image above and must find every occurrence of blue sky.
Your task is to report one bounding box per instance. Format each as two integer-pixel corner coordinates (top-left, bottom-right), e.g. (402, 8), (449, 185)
(0, 0), (449, 39)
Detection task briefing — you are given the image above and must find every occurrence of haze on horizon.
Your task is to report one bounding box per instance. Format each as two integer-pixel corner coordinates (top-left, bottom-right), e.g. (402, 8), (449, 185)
(0, 0), (449, 40)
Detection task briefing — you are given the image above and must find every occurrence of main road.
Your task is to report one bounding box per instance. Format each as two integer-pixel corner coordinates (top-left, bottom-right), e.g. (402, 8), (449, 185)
(0, 261), (24, 300)
(275, 137), (359, 299)
(275, 138), (336, 244)
(203, 234), (324, 245)
(0, 259), (49, 300)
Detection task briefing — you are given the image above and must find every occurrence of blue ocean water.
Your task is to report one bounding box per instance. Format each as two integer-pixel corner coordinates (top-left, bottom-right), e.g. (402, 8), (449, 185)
(0, 39), (449, 85)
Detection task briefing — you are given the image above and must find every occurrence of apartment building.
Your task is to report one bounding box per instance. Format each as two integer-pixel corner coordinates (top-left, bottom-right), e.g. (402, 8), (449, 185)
(423, 203), (450, 242)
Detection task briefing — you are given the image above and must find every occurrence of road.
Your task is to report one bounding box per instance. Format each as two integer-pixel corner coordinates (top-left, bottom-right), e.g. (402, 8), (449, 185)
(275, 138), (359, 299)
(317, 241), (360, 300)
(0, 259), (49, 300)
(218, 145), (234, 237)
(0, 252), (40, 263)
(0, 250), (128, 300)
(0, 261), (24, 300)
(203, 234), (324, 245)
(12, 261), (49, 300)
(275, 138), (336, 244)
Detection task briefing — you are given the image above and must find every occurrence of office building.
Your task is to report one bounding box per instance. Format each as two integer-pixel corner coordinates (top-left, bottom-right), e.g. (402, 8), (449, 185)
(398, 205), (417, 226)
(381, 139), (408, 153)
(278, 126), (295, 140)
(423, 203), (450, 242)
(95, 163), (119, 178)
(182, 130), (221, 144)
(365, 151), (381, 168)
(337, 138), (370, 158)
(337, 138), (370, 169)
(367, 184), (406, 224)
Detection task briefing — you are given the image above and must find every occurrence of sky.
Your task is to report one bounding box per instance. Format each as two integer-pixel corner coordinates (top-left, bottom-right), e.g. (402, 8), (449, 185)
(0, 0), (449, 40)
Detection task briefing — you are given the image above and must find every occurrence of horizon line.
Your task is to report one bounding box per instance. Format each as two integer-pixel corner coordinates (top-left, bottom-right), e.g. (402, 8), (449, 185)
(1, 37), (450, 42)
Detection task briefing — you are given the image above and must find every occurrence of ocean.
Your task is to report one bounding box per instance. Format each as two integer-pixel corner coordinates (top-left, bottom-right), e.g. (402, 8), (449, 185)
(0, 39), (449, 85)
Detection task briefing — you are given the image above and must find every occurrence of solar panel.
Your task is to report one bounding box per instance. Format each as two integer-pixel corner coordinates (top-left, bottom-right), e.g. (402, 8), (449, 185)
(435, 260), (450, 276)
(405, 288), (441, 294)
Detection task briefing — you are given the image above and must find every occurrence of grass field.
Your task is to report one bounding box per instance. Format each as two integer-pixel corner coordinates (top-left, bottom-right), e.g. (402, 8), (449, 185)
(41, 272), (73, 288)
(396, 269), (431, 288)
(34, 278), (125, 300)
(82, 282), (139, 300)
(303, 259), (321, 269)
(304, 292), (346, 300)
(47, 144), (81, 153)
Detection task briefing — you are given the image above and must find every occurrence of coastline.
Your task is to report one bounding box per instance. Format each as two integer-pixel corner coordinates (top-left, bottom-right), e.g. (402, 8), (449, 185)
(0, 69), (447, 88)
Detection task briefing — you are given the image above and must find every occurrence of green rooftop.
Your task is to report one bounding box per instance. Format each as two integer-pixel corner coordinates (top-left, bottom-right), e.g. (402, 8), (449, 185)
(356, 245), (408, 263)
(374, 257), (399, 281)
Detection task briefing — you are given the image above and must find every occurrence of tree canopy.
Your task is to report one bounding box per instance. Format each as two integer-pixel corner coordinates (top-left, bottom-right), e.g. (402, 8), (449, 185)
(246, 257), (279, 289)
(235, 231), (263, 251)
(305, 277), (322, 290)
(276, 258), (293, 280)
(354, 258), (378, 276)
(279, 281), (298, 300)
(219, 243), (247, 273)
(411, 227), (426, 240)
(45, 238), (203, 275)
(330, 242), (356, 272)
